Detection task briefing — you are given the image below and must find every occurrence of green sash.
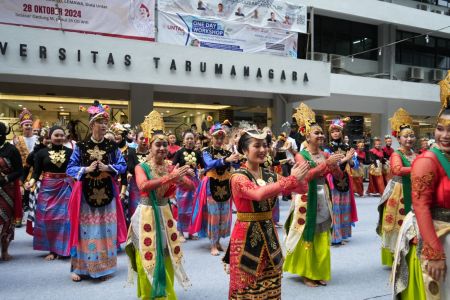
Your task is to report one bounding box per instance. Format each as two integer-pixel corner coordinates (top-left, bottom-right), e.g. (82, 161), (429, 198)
(300, 149), (317, 243)
(431, 148), (450, 179)
(395, 150), (412, 214)
(139, 162), (167, 299)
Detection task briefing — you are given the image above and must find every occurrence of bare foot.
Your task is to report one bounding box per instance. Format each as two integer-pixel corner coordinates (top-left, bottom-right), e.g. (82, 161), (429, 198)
(316, 280), (327, 286)
(44, 253), (57, 261)
(210, 246), (220, 256)
(71, 273), (81, 282)
(216, 243), (224, 252)
(188, 234), (198, 240)
(179, 235), (186, 243)
(1, 252), (12, 261)
(302, 277), (318, 287)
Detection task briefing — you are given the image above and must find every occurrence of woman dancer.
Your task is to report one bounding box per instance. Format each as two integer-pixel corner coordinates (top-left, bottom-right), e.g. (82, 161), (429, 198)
(25, 126), (73, 260)
(351, 141), (366, 197)
(326, 118), (358, 246)
(392, 73), (450, 299)
(190, 123), (240, 256)
(283, 103), (344, 287)
(66, 101), (127, 281)
(366, 137), (387, 196)
(377, 108), (416, 267)
(126, 110), (192, 299)
(0, 122), (23, 261)
(225, 128), (309, 299)
(172, 131), (204, 241)
(126, 130), (149, 225)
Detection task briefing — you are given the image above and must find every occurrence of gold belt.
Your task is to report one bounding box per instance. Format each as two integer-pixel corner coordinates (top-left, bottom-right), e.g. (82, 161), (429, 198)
(237, 211), (272, 222)
(206, 170), (230, 181)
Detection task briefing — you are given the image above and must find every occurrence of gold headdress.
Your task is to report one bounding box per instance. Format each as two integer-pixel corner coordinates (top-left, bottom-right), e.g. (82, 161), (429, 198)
(292, 103), (317, 136)
(390, 108), (414, 137)
(438, 70), (450, 126)
(141, 110), (166, 143)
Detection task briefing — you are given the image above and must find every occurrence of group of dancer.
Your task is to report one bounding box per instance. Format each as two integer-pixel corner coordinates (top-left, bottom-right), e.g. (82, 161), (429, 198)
(0, 71), (449, 299)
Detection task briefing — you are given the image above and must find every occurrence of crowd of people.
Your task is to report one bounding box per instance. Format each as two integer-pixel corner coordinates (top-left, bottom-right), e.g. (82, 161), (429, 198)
(0, 72), (449, 299)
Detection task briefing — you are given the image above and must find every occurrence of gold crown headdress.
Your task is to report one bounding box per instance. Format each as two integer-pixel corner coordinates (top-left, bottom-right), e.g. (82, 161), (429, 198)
(141, 110), (166, 143)
(292, 103), (317, 136)
(438, 70), (450, 126)
(390, 108), (413, 137)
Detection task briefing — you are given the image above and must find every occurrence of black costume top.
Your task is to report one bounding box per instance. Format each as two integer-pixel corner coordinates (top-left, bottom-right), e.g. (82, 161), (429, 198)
(0, 143), (23, 184)
(32, 144), (73, 180)
(172, 147), (204, 169)
(127, 147), (149, 175)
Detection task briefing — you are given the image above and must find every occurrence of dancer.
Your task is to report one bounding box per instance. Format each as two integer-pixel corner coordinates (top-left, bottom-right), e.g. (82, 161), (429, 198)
(366, 137), (387, 196)
(376, 108), (416, 267)
(392, 73), (450, 299)
(13, 108), (38, 223)
(283, 103), (344, 287)
(225, 128), (309, 299)
(191, 123), (240, 256)
(352, 141), (366, 197)
(25, 126), (73, 260)
(167, 133), (181, 161)
(126, 130), (149, 225)
(383, 135), (395, 182)
(66, 101), (127, 281)
(172, 131), (204, 241)
(0, 122), (23, 261)
(24, 127), (50, 236)
(126, 110), (191, 299)
(326, 118), (358, 245)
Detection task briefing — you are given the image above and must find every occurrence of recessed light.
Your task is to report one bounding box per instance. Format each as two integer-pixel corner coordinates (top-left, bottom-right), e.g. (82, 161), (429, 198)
(18, 104), (23, 107)
(166, 110), (170, 113)
(60, 109), (64, 111)
(59, 106), (64, 109)
(190, 114), (193, 117)
(197, 112), (201, 115)
(161, 112), (164, 116)
(183, 115), (187, 118)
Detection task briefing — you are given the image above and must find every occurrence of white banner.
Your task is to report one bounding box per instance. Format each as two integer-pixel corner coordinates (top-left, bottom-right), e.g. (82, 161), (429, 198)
(0, 0), (156, 41)
(158, 0), (307, 34)
(158, 12), (298, 57)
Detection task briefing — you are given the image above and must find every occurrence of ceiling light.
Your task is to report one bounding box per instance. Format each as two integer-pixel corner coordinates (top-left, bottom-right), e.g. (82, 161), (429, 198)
(18, 104), (22, 107)
(197, 112), (201, 115)
(59, 106), (64, 109)
(166, 110), (170, 113)
(60, 109), (64, 111)
(183, 115), (187, 118)
(190, 114), (194, 117)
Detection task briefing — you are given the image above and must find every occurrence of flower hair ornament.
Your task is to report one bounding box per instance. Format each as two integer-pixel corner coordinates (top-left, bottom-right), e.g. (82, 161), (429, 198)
(328, 117), (350, 132)
(80, 100), (110, 125)
(141, 110), (166, 144)
(209, 122), (226, 136)
(292, 103), (318, 136)
(390, 108), (414, 138)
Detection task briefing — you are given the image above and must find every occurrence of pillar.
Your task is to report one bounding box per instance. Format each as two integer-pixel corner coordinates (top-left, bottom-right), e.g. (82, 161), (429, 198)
(378, 24), (396, 80)
(129, 84), (154, 127)
(272, 94), (291, 135)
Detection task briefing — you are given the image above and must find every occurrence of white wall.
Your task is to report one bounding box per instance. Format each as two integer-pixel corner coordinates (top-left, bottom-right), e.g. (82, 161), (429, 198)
(0, 24), (331, 98)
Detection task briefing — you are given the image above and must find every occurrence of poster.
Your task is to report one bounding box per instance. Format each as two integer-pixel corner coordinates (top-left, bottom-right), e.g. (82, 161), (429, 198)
(0, 0), (156, 41)
(158, 11), (298, 57)
(158, 0), (307, 34)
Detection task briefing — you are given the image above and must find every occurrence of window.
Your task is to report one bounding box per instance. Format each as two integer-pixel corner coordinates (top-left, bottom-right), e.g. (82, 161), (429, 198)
(396, 30), (450, 69)
(313, 15), (378, 61)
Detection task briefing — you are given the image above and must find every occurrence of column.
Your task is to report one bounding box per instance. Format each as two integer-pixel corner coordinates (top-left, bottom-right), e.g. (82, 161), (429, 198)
(272, 94), (290, 135)
(129, 84), (154, 126)
(378, 24), (396, 80)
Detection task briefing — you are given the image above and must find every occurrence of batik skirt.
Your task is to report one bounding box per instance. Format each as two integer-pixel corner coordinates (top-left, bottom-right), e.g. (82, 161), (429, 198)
(176, 177), (199, 233)
(330, 188), (353, 244)
(71, 195), (118, 278)
(33, 175), (71, 256)
(26, 181), (40, 236)
(0, 181), (20, 243)
(207, 195), (231, 244)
